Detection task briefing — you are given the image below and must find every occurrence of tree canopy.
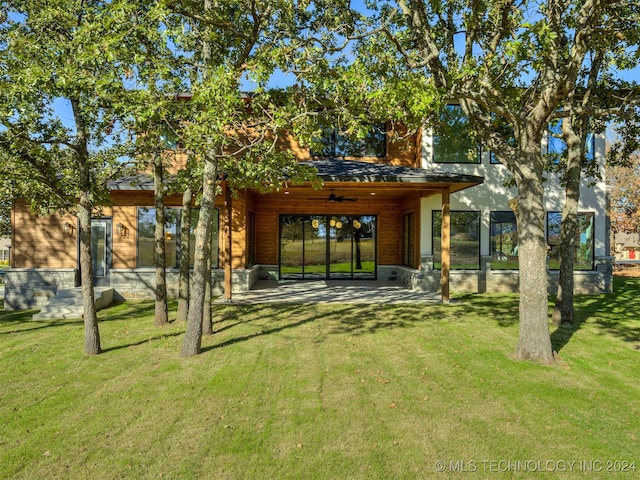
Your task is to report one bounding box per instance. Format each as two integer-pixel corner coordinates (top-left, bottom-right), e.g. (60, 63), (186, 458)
(309, 0), (640, 362)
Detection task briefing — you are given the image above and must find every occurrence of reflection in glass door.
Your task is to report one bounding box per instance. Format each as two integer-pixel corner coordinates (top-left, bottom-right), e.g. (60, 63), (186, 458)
(303, 216), (327, 278)
(91, 219), (111, 286)
(280, 214), (376, 280)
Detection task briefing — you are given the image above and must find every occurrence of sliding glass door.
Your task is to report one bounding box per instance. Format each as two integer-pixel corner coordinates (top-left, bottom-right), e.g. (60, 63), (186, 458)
(280, 214), (376, 280)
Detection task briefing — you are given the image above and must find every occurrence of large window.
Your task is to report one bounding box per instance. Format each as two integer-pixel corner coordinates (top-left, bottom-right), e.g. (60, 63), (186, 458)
(138, 207), (218, 268)
(547, 120), (595, 162)
(433, 105), (480, 164)
(312, 124), (386, 158)
(432, 211), (480, 269)
(402, 212), (416, 267)
(490, 211), (519, 269)
(546, 212), (595, 270)
(280, 214), (377, 279)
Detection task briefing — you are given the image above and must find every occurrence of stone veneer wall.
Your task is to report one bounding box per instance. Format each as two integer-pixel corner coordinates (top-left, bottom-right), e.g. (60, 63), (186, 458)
(110, 266), (261, 301)
(405, 255), (614, 295)
(3, 268), (77, 311)
(4, 258), (614, 310)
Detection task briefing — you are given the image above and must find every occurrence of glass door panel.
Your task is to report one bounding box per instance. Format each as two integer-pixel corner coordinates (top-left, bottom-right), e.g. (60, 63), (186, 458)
(353, 215), (376, 278)
(329, 215), (353, 279)
(91, 219), (111, 285)
(303, 216), (327, 278)
(280, 215), (304, 278)
(91, 221), (107, 278)
(280, 214), (376, 280)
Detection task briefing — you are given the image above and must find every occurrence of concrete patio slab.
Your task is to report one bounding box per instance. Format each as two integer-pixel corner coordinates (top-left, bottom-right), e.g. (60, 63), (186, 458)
(214, 280), (442, 304)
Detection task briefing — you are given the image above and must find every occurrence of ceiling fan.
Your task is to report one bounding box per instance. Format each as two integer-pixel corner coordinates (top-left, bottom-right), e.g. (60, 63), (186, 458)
(326, 190), (357, 202)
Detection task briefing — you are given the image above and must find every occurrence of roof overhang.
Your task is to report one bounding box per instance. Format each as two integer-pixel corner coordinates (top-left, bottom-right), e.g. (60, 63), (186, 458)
(108, 159), (484, 197)
(108, 174), (155, 191)
(299, 159), (483, 194)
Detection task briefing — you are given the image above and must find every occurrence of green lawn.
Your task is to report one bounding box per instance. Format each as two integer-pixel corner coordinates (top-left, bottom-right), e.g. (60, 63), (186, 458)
(1, 278), (639, 479)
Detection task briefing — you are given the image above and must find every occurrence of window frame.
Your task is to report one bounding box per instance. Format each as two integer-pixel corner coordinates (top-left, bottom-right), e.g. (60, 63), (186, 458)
(137, 207), (219, 269)
(489, 211), (519, 269)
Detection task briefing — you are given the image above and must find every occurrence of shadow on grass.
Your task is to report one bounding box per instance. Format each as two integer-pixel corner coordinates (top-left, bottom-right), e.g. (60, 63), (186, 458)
(203, 301), (481, 355)
(447, 292), (520, 327)
(203, 311), (318, 352)
(202, 302), (438, 353)
(5, 277), (638, 355)
(102, 331), (184, 353)
(551, 276), (640, 352)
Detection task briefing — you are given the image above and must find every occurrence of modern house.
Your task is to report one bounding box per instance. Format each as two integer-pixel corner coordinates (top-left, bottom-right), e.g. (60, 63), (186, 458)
(3, 107), (613, 311)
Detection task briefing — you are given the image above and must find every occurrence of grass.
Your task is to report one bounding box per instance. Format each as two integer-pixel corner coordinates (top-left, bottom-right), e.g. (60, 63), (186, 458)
(1, 278), (639, 479)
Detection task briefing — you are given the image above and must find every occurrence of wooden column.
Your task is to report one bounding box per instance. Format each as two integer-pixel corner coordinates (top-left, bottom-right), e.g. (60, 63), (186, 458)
(224, 183), (233, 302)
(441, 188), (451, 303)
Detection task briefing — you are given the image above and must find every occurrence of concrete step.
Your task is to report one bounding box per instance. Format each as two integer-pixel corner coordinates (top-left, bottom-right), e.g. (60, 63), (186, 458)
(32, 287), (114, 321)
(32, 306), (85, 320)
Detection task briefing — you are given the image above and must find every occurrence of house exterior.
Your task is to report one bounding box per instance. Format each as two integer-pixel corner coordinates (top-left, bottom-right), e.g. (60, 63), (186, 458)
(0, 237), (9, 264)
(3, 109), (613, 311)
(614, 233), (640, 261)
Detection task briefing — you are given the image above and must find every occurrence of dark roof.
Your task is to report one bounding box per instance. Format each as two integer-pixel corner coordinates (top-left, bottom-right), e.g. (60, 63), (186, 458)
(108, 174), (154, 191)
(108, 160), (484, 192)
(615, 233), (640, 247)
(302, 159), (483, 187)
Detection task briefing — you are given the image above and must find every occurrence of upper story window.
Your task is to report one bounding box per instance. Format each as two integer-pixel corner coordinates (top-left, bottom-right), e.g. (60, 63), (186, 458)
(547, 119), (595, 163)
(312, 124), (386, 158)
(433, 105), (480, 164)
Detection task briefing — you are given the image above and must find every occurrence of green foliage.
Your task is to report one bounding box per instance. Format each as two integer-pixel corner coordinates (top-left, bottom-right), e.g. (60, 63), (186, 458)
(0, 0), (139, 214)
(608, 152), (640, 235)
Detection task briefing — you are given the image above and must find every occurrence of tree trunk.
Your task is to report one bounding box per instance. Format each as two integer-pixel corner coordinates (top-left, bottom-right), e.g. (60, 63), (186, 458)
(552, 159), (581, 325)
(154, 155), (169, 326)
(71, 97), (100, 355)
(224, 183), (233, 302)
(180, 160), (216, 357)
(78, 201), (101, 355)
(552, 116), (586, 325)
(202, 254), (212, 335)
(177, 188), (193, 323)
(513, 161), (555, 363)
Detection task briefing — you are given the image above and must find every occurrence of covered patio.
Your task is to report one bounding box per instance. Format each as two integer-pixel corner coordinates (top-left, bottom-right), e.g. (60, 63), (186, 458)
(214, 279), (443, 304)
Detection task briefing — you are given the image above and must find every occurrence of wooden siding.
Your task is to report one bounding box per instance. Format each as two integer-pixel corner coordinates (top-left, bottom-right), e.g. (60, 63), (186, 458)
(12, 201), (78, 268)
(253, 192), (404, 266)
(401, 192), (423, 268)
(12, 121), (421, 271)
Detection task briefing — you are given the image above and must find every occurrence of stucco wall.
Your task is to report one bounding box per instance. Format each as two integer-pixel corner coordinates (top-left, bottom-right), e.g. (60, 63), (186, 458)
(419, 128), (608, 260)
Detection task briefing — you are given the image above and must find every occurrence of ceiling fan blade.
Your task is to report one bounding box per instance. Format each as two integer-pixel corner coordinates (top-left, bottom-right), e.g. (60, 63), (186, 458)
(325, 190), (358, 202)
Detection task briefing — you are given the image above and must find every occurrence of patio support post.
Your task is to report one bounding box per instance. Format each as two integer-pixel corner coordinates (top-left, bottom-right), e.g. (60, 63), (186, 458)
(224, 183), (233, 302)
(441, 188), (451, 303)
